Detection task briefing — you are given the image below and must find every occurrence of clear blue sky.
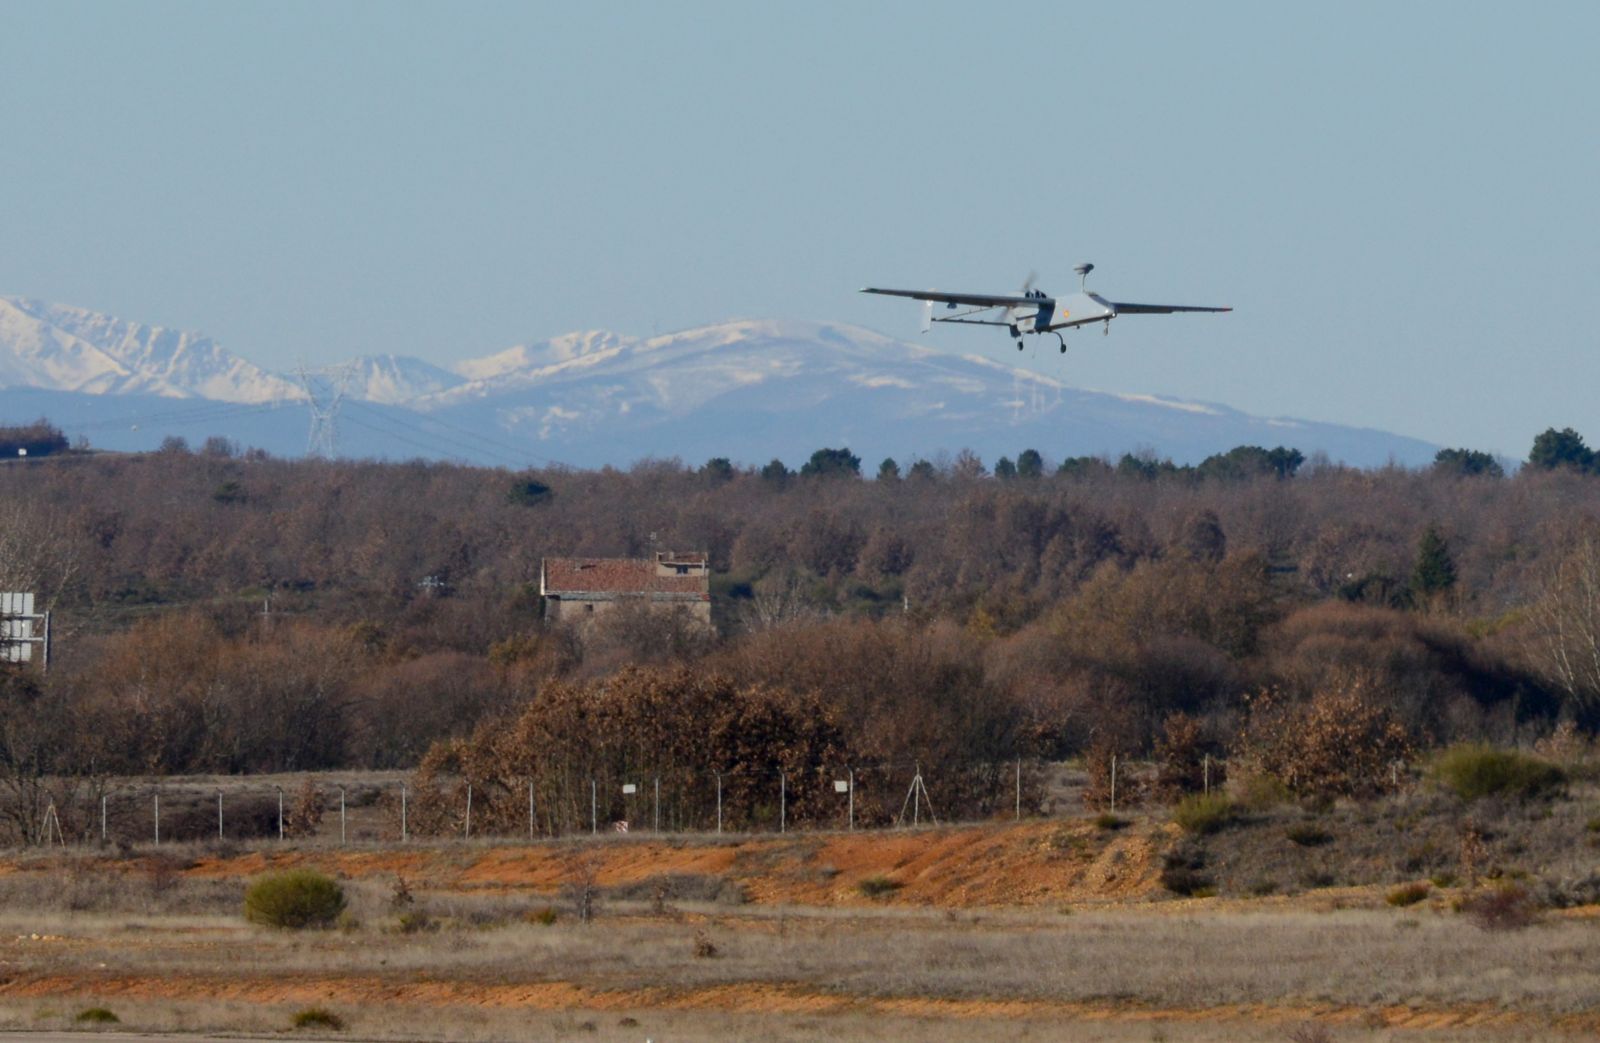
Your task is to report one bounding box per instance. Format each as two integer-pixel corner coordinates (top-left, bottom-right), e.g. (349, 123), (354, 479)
(4, 1), (1597, 457)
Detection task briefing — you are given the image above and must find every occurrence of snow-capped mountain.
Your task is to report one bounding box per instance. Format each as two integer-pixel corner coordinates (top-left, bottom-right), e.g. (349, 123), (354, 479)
(0, 297), (300, 403)
(415, 319), (1438, 468)
(0, 300), (1441, 468)
(453, 330), (633, 383)
(344, 354), (464, 405)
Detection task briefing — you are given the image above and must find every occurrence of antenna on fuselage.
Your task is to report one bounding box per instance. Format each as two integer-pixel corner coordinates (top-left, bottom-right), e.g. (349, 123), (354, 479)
(1075, 262), (1095, 290)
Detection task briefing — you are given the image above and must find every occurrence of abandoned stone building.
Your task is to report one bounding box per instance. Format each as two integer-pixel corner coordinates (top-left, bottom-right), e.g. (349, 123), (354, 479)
(539, 551), (712, 627)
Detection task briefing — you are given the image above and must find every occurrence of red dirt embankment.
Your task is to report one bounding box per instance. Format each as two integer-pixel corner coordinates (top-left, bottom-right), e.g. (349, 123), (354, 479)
(166, 819), (1169, 907)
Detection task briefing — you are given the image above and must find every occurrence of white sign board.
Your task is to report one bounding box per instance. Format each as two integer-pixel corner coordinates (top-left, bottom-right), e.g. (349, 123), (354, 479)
(0, 592), (35, 663)
(834, 780), (851, 793)
(621, 783), (637, 795)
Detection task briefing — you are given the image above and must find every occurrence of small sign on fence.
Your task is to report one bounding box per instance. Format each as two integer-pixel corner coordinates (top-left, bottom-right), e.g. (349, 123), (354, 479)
(621, 783), (637, 794)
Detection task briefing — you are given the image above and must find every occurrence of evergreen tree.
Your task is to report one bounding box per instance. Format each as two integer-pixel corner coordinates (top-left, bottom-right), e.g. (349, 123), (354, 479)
(1411, 524), (1458, 599)
(1528, 428), (1595, 472)
(993, 456), (1017, 480)
(1433, 448), (1504, 478)
(1058, 456), (1111, 478)
(1016, 448), (1044, 479)
(1196, 444), (1304, 481)
(877, 457), (900, 481)
(701, 457), (735, 484)
(507, 477), (553, 506)
(759, 459), (791, 485)
(800, 447), (862, 478)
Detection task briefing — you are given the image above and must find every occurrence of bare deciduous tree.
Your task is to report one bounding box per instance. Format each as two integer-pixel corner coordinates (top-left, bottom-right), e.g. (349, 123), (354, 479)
(1532, 524), (1600, 719)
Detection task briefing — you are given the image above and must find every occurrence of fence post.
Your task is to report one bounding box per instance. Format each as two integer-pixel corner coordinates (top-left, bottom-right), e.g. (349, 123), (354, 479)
(780, 770), (786, 834)
(848, 767), (854, 831)
(338, 786), (346, 845)
(715, 771), (723, 835)
(100, 794), (107, 844)
(653, 776), (660, 833)
(529, 779), (535, 841)
(153, 790), (160, 846)
(590, 778), (597, 836)
(464, 783), (473, 839)
(217, 790), (223, 842)
(1203, 754), (1210, 796)
(275, 785), (284, 841)
(1110, 755), (1117, 815)
(400, 782), (408, 843)
(1015, 758), (1021, 822)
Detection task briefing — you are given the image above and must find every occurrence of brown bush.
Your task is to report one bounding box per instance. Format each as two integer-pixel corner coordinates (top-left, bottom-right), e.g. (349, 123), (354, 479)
(285, 779), (325, 839)
(1231, 676), (1415, 799)
(1153, 712), (1223, 800)
(407, 667), (852, 836)
(1462, 884), (1539, 931)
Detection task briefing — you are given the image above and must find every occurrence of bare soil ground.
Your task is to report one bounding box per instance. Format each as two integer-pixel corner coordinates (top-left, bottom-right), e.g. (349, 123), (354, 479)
(2, 807), (1599, 1042)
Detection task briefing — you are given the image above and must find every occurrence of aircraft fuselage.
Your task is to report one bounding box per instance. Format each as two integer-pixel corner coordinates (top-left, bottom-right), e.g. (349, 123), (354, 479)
(1010, 291), (1117, 333)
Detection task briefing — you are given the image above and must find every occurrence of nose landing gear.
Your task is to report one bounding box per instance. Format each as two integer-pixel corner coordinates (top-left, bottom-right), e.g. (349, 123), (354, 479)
(1052, 332), (1068, 354)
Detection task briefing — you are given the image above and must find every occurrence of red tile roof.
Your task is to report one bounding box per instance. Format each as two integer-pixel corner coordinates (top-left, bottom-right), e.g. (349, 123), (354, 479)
(542, 557), (709, 598)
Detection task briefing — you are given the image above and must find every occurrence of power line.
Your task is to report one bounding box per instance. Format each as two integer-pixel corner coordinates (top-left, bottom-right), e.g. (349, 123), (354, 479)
(342, 400), (550, 469)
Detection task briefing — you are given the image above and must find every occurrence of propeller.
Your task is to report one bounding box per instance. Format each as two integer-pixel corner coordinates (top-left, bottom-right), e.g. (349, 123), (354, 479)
(1074, 262), (1094, 289)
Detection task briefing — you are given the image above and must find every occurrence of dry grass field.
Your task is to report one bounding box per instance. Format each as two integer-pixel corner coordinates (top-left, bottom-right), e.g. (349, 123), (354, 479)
(2, 807), (1599, 1042)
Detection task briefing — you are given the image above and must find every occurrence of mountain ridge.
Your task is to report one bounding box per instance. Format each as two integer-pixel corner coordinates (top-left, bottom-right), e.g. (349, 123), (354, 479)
(0, 298), (1439, 468)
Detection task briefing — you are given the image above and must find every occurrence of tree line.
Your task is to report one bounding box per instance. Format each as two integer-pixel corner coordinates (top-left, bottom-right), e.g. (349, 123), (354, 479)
(3, 423), (1600, 839)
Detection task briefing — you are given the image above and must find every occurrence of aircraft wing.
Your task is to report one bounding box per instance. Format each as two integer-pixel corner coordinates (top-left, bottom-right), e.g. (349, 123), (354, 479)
(860, 287), (1039, 308)
(1107, 301), (1232, 314)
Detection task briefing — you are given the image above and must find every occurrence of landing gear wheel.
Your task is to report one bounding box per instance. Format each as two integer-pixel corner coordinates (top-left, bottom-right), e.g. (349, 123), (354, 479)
(1016, 341), (1025, 351)
(1052, 332), (1068, 354)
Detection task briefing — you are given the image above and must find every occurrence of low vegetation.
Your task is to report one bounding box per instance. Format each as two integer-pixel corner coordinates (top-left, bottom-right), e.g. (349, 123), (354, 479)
(1386, 882), (1431, 907)
(1172, 793), (1234, 835)
(1432, 745), (1566, 801)
(291, 1007), (345, 1031)
(857, 874), (903, 899)
(243, 870), (346, 929)
(73, 1007), (119, 1024)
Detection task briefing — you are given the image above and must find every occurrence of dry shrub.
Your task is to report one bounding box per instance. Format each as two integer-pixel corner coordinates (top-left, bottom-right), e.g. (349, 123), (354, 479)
(857, 874), (902, 899)
(1081, 735), (1142, 810)
(1533, 720), (1592, 765)
(1262, 601), (1559, 739)
(692, 929), (718, 958)
(1232, 677), (1414, 799)
(562, 851), (602, 924)
(1386, 882), (1430, 907)
(1285, 1023), (1334, 1043)
(1459, 827), (1488, 886)
(407, 666), (851, 836)
(285, 778), (325, 839)
(1462, 883), (1539, 931)
(1160, 845), (1213, 897)
(1153, 712), (1222, 800)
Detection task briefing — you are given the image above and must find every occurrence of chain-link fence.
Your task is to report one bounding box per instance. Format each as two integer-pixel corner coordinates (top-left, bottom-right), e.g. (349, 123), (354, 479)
(0, 761), (1064, 848)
